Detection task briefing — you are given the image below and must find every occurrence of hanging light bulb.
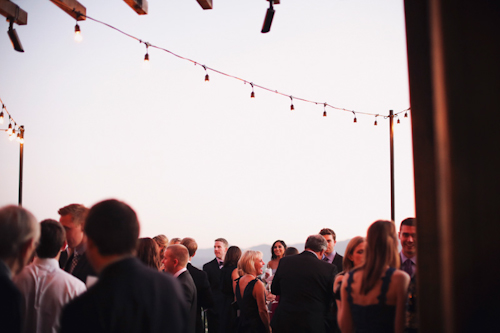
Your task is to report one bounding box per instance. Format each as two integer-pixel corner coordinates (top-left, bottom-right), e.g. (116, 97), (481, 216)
(374, 117), (378, 126)
(397, 117), (400, 124)
(203, 66), (209, 82)
(144, 42), (150, 63)
(16, 131), (21, 142)
(250, 83), (255, 98)
(74, 23), (82, 42)
(404, 111), (408, 118)
(353, 112), (357, 123)
(290, 96), (294, 110)
(7, 122), (12, 134)
(323, 103), (327, 117)
(9, 129), (16, 141)
(0, 110), (3, 125)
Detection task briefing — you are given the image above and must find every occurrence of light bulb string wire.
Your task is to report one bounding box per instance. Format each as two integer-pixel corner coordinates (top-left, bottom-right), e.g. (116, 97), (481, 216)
(77, 11), (410, 119)
(0, 97), (20, 132)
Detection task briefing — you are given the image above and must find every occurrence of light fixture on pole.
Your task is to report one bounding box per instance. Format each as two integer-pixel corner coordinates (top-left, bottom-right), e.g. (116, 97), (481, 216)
(261, 0), (275, 33)
(7, 20), (24, 52)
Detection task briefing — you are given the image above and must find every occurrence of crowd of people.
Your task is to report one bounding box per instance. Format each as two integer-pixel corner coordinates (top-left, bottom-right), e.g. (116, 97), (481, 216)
(0, 199), (417, 333)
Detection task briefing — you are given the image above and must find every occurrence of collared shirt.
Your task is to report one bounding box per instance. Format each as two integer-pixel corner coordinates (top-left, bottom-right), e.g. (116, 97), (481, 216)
(173, 267), (188, 278)
(400, 252), (417, 277)
(13, 257), (87, 333)
(322, 250), (336, 263)
(216, 258), (223, 268)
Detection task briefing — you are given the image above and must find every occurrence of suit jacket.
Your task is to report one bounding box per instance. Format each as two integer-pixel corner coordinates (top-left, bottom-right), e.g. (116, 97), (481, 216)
(271, 251), (338, 333)
(203, 258), (223, 332)
(187, 263), (214, 333)
(178, 270), (197, 333)
(0, 261), (24, 333)
(60, 249), (96, 285)
(60, 257), (188, 333)
(332, 253), (344, 273)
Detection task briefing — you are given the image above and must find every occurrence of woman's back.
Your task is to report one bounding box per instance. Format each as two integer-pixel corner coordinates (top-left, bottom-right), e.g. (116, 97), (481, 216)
(235, 277), (266, 333)
(343, 266), (409, 333)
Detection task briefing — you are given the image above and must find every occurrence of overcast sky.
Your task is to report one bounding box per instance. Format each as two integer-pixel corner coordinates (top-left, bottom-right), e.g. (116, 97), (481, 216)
(0, 0), (413, 249)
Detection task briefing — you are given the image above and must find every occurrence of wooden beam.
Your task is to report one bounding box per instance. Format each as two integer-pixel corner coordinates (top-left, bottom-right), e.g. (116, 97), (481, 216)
(123, 0), (148, 15)
(196, 0), (213, 10)
(50, 0), (86, 21)
(0, 0), (28, 25)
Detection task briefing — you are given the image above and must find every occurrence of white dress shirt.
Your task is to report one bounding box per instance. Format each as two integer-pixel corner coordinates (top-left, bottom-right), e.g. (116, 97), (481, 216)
(13, 257), (87, 333)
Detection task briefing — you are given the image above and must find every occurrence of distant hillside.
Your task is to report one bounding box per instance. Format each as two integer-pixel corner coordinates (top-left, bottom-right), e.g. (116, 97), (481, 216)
(190, 239), (351, 269)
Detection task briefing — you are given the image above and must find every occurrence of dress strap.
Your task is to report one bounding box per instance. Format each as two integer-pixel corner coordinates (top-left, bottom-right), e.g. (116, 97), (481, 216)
(377, 267), (396, 305)
(346, 267), (360, 305)
(235, 277), (242, 302)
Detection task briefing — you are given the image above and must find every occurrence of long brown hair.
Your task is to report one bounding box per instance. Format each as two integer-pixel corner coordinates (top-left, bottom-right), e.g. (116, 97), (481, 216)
(342, 236), (365, 273)
(136, 237), (161, 270)
(360, 220), (399, 295)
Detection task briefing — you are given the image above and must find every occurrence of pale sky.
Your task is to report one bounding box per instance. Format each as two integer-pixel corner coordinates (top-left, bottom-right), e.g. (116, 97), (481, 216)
(0, 0), (414, 249)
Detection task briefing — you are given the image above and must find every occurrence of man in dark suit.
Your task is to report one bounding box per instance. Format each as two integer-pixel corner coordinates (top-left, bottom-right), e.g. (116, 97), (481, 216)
(271, 234), (338, 333)
(0, 205), (40, 333)
(58, 204), (96, 284)
(319, 228), (344, 272)
(203, 238), (228, 333)
(182, 237), (214, 333)
(164, 244), (198, 333)
(60, 199), (188, 333)
(399, 217), (418, 333)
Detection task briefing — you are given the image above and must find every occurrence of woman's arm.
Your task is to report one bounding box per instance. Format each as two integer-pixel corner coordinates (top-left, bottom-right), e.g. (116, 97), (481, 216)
(253, 280), (272, 333)
(231, 268), (239, 299)
(394, 271), (411, 333)
(338, 273), (353, 333)
(334, 274), (343, 311)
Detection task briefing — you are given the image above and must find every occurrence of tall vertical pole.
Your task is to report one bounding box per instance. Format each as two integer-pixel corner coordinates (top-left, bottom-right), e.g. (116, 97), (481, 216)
(18, 125), (24, 206)
(389, 110), (395, 221)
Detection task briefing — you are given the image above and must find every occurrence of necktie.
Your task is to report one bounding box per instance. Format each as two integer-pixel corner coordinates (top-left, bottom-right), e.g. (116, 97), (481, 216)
(403, 259), (413, 277)
(69, 252), (80, 274)
(219, 261), (223, 269)
(323, 256), (329, 263)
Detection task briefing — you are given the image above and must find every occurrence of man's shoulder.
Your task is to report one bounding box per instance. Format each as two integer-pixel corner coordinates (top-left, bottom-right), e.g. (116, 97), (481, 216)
(188, 263), (208, 278)
(202, 258), (218, 270)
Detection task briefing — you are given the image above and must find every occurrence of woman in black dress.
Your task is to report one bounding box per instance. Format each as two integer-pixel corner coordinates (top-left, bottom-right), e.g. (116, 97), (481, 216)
(339, 220), (410, 333)
(220, 246), (242, 333)
(233, 250), (270, 333)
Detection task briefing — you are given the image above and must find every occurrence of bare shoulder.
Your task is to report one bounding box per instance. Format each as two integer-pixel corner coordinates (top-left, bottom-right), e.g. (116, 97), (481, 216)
(391, 269), (411, 287)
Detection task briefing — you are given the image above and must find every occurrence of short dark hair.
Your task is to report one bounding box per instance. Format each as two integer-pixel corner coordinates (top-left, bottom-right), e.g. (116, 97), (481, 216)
(400, 217), (416, 231)
(319, 228), (336, 241)
(84, 199), (140, 256)
(57, 204), (88, 226)
(215, 238), (228, 248)
(284, 247), (299, 256)
(36, 219), (66, 259)
(181, 237), (198, 257)
(305, 234), (328, 252)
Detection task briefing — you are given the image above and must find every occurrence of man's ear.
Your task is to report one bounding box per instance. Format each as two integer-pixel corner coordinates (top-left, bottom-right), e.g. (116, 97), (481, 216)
(60, 240), (68, 252)
(318, 249), (326, 259)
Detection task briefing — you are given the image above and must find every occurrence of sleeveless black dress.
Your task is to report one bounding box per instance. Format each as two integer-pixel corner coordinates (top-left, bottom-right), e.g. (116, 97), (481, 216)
(235, 277), (266, 333)
(346, 267), (396, 333)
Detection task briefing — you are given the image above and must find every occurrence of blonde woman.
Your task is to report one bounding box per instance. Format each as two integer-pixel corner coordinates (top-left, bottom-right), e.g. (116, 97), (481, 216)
(339, 220), (410, 333)
(233, 250), (271, 333)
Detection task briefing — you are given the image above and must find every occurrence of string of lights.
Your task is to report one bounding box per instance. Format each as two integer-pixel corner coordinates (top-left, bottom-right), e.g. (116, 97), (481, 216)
(73, 10), (410, 123)
(0, 97), (24, 143)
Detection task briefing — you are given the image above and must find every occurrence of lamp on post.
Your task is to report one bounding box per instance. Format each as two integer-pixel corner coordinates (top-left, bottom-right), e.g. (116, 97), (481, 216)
(18, 125), (24, 206)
